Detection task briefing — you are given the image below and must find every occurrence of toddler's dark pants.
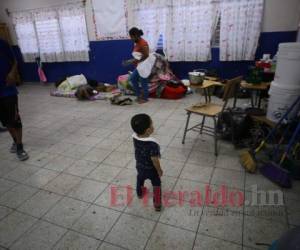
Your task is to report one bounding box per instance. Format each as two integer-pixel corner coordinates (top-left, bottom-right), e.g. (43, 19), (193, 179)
(136, 169), (161, 208)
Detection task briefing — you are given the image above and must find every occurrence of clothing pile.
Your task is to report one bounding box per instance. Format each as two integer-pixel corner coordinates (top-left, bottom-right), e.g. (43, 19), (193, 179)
(118, 53), (187, 99)
(110, 95), (133, 106)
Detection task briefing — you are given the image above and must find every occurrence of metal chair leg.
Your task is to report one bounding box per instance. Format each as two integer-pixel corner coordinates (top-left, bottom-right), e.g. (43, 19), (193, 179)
(251, 91), (254, 107)
(258, 90), (262, 108)
(213, 117), (218, 156)
(200, 115), (206, 134)
(233, 93), (237, 108)
(182, 112), (191, 144)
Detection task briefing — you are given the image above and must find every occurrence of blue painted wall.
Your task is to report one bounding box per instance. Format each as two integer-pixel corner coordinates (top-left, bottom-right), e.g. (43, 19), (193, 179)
(13, 40), (133, 83)
(13, 31), (297, 83)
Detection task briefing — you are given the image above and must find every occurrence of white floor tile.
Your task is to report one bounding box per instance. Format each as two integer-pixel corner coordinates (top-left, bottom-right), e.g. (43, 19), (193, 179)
(17, 190), (62, 218)
(0, 211), (37, 248)
(53, 231), (101, 250)
(10, 220), (66, 250)
(106, 213), (155, 250)
(0, 184), (38, 209)
(43, 197), (89, 228)
(146, 223), (195, 250)
(64, 159), (98, 177)
(44, 173), (82, 195)
(67, 179), (107, 203)
(72, 205), (120, 240)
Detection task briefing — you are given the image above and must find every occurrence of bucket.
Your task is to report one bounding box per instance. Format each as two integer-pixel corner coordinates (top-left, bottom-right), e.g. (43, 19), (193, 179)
(188, 69), (206, 85)
(274, 42), (300, 89)
(267, 81), (300, 122)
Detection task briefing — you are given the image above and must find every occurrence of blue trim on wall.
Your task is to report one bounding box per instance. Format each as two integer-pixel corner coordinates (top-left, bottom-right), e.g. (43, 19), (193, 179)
(255, 31), (298, 59)
(169, 48), (254, 79)
(14, 31), (297, 83)
(13, 40), (134, 83)
(170, 30), (298, 80)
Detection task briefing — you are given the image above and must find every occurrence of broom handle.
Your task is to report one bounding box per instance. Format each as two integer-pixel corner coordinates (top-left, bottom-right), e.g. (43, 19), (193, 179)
(280, 120), (300, 164)
(272, 123), (291, 160)
(293, 142), (300, 157)
(256, 96), (300, 152)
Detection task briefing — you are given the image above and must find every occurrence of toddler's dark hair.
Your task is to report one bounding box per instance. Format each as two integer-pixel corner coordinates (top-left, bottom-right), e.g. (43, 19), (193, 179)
(129, 27), (143, 37)
(131, 113), (151, 135)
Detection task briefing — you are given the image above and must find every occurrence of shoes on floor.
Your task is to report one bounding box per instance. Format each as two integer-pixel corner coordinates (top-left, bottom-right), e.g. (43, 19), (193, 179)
(10, 143), (17, 153)
(0, 127), (7, 133)
(155, 205), (162, 212)
(17, 149), (29, 161)
(138, 99), (149, 104)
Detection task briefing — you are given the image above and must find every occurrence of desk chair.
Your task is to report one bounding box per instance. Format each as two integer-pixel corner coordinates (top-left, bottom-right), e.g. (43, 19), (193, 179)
(182, 76), (243, 156)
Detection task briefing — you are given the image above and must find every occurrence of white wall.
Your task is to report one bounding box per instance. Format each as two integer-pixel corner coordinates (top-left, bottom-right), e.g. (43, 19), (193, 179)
(262, 0), (300, 32)
(0, 0), (300, 45)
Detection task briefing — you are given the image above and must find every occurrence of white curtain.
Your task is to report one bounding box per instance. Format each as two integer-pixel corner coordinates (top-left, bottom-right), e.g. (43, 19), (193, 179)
(130, 5), (168, 52)
(92, 0), (127, 40)
(12, 4), (89, 62)
(219, 0), (264, 61)
(12, 12), (39, 62)
(33, 9), (65, 62)
(58, 4), (89, 61)
(129, 0), (219, 62)
(167, 0), (219, 61)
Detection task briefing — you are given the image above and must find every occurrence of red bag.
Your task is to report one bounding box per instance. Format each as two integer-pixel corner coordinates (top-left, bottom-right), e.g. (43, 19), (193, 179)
(161, 83), (187, 99)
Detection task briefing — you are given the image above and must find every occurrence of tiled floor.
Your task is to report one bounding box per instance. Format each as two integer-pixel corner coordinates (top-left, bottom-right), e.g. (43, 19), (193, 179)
(0, 84), (299, 250)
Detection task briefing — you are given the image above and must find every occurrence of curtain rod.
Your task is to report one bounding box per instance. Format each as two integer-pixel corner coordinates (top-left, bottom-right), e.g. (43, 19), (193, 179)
(5, 0), (86, 16)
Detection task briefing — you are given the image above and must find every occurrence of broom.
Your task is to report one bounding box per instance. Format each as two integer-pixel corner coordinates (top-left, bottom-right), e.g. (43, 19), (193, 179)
(282, 129), (300, 180)
(278, 120), (300, 165)
(240, 96), (300, 173)
(260, 120), (300, 188)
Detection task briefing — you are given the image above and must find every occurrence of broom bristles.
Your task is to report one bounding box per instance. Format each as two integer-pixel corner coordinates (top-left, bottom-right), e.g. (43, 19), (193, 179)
(240, 150), (256, 173)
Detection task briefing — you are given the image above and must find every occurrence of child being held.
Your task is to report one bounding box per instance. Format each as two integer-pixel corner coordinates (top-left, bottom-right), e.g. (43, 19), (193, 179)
(131, 113), (163, 211)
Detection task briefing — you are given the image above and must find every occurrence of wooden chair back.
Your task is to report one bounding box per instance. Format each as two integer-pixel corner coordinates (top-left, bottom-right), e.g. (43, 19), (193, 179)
(222, 76), (243, 110)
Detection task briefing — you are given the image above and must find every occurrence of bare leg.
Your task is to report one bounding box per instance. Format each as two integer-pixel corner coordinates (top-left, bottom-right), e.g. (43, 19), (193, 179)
(7, 127), (22, 144)
(7, 127), (28, 160)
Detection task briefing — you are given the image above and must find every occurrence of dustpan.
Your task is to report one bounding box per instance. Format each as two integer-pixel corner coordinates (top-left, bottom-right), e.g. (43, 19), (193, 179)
(260, 162), (292, 188)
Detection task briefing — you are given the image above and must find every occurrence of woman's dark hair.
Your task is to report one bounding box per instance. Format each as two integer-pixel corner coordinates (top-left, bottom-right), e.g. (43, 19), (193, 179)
(129, 27), (143, 37)
(131, 113), (151, 135)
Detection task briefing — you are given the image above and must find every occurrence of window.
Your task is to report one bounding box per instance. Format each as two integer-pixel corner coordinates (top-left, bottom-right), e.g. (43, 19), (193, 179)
(212, 16), (221, 48)
(129, 0), (220, 62)
(12, 3), (89, 62)
(15, 22), (39, 53)
(133, 7), (168, 52)
(92, 0), (127, 40)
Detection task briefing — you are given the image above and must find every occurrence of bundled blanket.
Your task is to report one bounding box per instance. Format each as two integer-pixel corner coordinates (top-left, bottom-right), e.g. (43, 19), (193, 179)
(118, 53), (186, 99)
(56, 74), (87, 93)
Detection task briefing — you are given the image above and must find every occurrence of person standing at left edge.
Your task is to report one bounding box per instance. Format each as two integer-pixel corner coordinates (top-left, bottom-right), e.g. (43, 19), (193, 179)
(0, 39), (29, 161)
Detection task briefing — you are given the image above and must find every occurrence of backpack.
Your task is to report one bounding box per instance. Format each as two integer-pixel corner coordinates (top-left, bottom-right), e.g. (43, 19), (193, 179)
(217, 108), (253, 147)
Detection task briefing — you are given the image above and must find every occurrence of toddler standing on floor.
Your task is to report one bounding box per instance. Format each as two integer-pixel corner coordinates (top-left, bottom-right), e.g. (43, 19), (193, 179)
(130, 114), (163, 211)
